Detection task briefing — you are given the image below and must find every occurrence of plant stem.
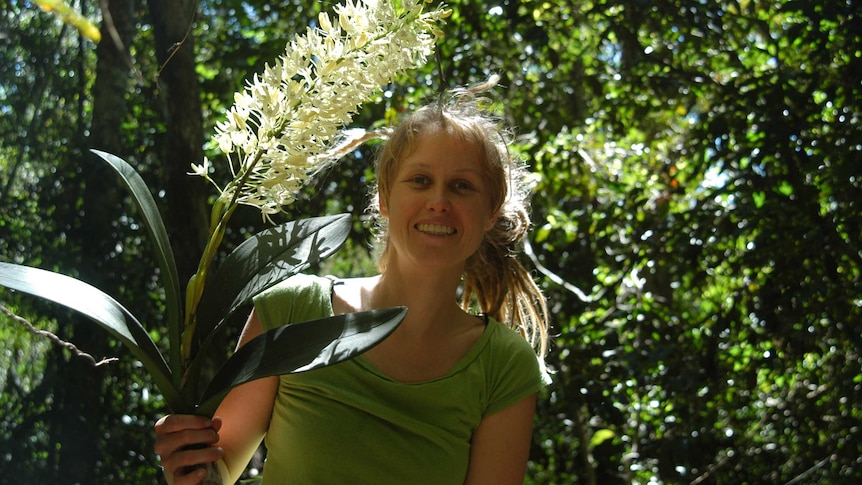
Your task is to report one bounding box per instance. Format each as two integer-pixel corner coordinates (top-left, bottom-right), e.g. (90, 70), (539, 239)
(179, 149), (264, 380)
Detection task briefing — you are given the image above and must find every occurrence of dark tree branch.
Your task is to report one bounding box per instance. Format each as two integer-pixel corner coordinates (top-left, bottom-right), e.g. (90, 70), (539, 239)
(0, 305), (118, 367)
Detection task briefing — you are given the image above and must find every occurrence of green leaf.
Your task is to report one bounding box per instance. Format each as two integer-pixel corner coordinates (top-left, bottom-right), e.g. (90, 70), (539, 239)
(0, 262), (186, 411)
(753, 191), (766, 208)
(90, 150), (184, 379)
(590, 428), (616, 448)
(195, 306), (407, 415)
(195, 214), (352, 341)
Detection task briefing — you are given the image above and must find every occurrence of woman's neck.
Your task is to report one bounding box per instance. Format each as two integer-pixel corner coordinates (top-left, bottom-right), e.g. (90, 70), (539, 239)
(371, 261), (467, 339)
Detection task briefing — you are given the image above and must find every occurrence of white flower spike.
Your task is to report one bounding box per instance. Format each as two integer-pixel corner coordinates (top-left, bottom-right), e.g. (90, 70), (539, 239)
(201, 0), (450, 219)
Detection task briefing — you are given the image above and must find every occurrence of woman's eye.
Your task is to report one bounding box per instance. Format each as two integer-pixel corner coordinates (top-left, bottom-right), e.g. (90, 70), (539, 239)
(454, 181), (473, 190)
(411, 175), (429, 184)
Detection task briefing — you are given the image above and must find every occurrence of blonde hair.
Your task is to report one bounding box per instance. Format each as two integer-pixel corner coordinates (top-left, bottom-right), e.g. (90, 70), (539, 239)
(369, 77), (549, 359)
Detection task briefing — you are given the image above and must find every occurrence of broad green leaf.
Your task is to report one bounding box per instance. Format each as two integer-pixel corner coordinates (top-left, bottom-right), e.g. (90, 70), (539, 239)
(0, 262), (186, 411)
(195, 214), (351, 342)
(90, 150), (184, 379)
(195, 306), (406, 415)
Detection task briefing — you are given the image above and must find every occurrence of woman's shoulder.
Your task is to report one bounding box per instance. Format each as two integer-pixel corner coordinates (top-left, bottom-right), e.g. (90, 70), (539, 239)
(256, 273), (333, 299)
(329, 276), (379, 314)
(455, 318), (541, 379)
(466, 319), (545, 415)
(483, 319), (538, 355)
(253, 274), (336, 329)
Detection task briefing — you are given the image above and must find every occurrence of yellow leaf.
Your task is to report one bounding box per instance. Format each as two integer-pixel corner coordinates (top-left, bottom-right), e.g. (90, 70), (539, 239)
(34, 0), (101, 42)
(590, 428), (616, 448)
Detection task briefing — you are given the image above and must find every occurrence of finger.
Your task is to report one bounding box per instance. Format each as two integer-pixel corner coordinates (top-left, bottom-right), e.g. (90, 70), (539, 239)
(170, 465), (209, 485)
(154, 425), (221, 458)
(155, 414), (214, 435)
(161, 446), (224, 479)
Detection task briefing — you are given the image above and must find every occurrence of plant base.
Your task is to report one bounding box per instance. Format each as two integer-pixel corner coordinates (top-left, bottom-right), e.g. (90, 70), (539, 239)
(198, 461), (223, 484)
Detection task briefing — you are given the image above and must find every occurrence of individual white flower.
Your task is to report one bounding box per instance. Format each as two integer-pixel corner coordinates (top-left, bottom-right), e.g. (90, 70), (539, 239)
(189, 157), (211, 177)
(198, 0), (450, 219)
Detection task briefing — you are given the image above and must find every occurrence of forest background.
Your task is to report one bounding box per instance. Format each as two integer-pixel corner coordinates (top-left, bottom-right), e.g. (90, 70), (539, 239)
(1, 0), (860, 483)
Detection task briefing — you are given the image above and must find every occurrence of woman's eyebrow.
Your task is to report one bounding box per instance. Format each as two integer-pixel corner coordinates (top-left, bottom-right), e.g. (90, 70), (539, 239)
(406, 161), (484, 176)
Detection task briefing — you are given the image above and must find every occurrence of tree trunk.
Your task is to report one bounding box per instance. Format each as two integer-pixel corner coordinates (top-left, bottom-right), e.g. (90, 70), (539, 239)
(148, 0), (209, 286)
(53, 0), (136, 483)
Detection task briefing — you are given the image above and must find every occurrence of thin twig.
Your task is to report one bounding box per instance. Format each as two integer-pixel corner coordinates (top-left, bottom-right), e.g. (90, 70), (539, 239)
(689, 413), (768, 485)
(435, 42), (447, 95)
(783, 454), (836, 485)
(97, 0), (145, 86)
(155, 0), (200, 86)
(523, 239), (600, 303)
(0, 305), (118, 367)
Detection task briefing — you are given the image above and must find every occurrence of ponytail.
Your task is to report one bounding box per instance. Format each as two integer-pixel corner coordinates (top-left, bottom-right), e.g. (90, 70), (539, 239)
(461, 154), (549, 360)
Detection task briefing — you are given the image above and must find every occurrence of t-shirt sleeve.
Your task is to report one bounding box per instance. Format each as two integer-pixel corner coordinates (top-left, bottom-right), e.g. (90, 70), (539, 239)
(253, 274), (333, 331)
(483, 322), (546, 417)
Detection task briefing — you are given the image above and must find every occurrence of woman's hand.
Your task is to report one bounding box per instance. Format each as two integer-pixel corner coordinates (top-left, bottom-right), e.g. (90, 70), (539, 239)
(152, 311), (273, 484)
(154, 414), (225, 485)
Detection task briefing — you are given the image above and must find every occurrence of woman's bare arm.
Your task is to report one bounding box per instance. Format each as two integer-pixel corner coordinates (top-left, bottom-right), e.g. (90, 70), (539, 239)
(212, 310), (279, 482)
(463, 393), (537, 485)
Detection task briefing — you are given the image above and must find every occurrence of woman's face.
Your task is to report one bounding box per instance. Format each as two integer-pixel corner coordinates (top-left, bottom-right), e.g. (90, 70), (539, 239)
(380, 127), (498, 273)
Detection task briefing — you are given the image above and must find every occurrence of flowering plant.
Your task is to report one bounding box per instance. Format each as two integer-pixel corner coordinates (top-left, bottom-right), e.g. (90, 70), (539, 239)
(183, 0), (451, 374)
(0, 0), (448, 419)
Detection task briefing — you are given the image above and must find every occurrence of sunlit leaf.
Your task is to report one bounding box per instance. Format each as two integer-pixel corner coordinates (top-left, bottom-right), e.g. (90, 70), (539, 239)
(34, 0), (101, 42)
(195, 214), (351, 340)
(590, 428), (616, 448)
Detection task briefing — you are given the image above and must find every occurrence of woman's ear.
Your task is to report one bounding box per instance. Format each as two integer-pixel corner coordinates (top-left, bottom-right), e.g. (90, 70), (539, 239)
(379, 193), (389, 218)
(484, 211), (498, 232)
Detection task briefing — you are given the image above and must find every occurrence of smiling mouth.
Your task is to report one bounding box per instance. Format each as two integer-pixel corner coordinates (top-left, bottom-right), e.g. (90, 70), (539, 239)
(416, 223), (456, 235)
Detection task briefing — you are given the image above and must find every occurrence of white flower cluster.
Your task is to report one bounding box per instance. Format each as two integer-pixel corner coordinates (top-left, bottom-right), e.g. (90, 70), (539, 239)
(200, 0), (450, 217)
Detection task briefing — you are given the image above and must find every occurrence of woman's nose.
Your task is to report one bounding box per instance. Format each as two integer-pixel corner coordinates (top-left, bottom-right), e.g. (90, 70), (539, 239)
(425, 188), (451, 212)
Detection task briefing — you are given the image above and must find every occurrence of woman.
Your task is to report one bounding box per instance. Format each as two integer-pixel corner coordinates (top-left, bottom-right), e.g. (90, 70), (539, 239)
(154, 80), (550, 484)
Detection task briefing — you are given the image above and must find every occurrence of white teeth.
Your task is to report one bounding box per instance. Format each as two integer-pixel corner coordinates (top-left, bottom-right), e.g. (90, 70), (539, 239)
(417, 223), (455, 235)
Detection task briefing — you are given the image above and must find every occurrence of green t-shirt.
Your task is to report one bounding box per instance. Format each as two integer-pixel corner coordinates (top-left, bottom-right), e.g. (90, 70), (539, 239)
(253, 273), (544, 485)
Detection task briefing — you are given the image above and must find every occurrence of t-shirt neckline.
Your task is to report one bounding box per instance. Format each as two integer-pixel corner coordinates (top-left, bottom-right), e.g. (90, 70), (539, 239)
(324, 276), (497, 385)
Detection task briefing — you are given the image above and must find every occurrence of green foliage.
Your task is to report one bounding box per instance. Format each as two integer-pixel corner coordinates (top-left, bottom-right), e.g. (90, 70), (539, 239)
(513, 1), (862, 483)
(1, 0), (860, 483)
